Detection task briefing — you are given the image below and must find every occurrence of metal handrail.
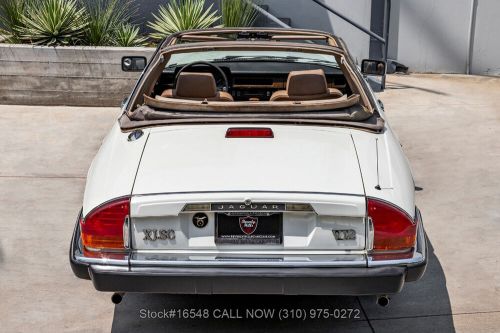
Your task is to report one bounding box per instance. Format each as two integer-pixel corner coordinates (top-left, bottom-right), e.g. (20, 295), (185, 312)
(311, 0), (391, 89)
(246, 1), (291, 28)
(245, 0), (391, 89)
(311, 0), (386, 43)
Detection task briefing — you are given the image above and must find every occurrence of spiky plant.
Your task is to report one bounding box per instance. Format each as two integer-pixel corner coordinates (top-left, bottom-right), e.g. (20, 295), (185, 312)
(83, 0), (134, 46)
(113, 23), (147, 47)
(0, 0), (29, 43)
(221, 0), (258, 27)
(19, 0), (87, 46)
(148, 0), (221, 40)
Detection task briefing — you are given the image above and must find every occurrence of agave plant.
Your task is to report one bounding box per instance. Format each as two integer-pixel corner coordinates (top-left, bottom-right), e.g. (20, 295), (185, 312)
(19, 0), (87, 46)
(148, 0), (221, 40)
(83, 0), (134, 46)
(113, 23), (147, 47)
(221, 0), (258, 27)
(0, 0), (29, 43)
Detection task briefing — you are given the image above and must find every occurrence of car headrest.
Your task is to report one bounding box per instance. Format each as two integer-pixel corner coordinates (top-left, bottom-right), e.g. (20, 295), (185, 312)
(286, 69), (329, 97)
(175, 72), (217, 99)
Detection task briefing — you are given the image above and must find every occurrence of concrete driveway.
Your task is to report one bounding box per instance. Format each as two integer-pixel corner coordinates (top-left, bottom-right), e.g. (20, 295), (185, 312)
(0, 74), (499, 332)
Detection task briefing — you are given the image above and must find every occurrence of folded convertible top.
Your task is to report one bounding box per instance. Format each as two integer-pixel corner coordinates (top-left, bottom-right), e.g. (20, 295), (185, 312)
(120, 101), (385, 132)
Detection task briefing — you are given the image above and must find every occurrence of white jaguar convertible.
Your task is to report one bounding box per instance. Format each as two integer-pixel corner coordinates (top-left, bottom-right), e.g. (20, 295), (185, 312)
(70, 28), (427, 304)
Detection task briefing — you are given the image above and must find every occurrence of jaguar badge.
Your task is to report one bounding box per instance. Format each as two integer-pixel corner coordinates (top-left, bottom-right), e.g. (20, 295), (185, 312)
(193, 213), (209, 228)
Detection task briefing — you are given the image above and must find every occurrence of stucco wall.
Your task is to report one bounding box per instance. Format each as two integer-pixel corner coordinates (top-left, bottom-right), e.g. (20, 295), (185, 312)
(389, 0), (472, 73)
(469, 0), (500, 76)
(388, 0), (499, 75)
(0, 45), (154, 106)
(264, 0), (372, 64)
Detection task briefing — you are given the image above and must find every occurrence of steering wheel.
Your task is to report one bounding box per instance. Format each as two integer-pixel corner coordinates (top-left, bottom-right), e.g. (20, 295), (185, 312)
(174, 61), (229, 92)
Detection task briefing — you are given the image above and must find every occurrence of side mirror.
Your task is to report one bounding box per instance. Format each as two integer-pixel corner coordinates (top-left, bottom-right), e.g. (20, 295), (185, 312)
(361, 59), (386, 76)
(122, 56), (147, 72)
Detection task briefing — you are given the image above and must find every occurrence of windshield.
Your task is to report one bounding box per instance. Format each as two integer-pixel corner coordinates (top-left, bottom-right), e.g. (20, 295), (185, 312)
(165, 50), (340, 69)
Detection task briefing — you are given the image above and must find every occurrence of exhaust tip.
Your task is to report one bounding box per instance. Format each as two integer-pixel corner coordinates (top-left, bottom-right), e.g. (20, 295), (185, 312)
(376, 295), (390, 307)
(112, 293), (124, 304)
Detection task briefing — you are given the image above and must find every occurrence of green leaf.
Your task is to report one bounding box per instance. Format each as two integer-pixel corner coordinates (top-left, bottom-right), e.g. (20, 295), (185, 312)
(221, 0), (258, 28)
(82, 0), (135, 46)
(19, 0), (88, 46)
(113, 23), (147, 47)
(147, 0), (221, 40)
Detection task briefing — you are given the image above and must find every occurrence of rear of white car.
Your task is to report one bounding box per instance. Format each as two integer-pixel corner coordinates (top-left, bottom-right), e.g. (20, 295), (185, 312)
(70, 124), (427, 295)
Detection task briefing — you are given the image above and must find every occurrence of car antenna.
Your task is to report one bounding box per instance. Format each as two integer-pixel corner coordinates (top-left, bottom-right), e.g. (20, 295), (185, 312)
(375, 138), (381, 190)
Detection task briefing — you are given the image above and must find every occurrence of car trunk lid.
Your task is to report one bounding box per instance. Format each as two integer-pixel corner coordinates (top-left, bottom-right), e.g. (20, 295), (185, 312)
(132, 125), (365, 196)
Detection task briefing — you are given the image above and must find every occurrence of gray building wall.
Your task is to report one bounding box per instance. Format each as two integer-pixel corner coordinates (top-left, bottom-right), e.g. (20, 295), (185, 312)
(470, 0), (500, 76)
(84, 0), (499, 75)
(125, 0), (373, 64)
(264, 0), (372, 64)
(265, 0), (499, 76)
(389, 0), (472, 74)
(388, 0), (500, 75)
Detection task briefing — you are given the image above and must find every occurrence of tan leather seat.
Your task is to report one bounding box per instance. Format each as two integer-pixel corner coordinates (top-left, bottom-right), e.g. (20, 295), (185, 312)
(270, 69), (343, 101)
(161, 72), (234, 101)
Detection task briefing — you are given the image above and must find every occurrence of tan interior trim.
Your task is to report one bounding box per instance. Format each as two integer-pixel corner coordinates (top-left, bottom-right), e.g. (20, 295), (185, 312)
(120, 114), (384, 133)
(232, 81), (285, 89)
(144, 94), (360, 113)
(232, 82), (345, 90)
(270, 35), (328, 41)
(336, 54), (372, 113)
(175, 28), (338, 41)
(179, 35), (230, 42)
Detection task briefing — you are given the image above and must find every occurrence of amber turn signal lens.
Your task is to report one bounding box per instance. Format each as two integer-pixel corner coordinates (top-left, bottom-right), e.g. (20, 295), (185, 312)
(80, 197), (130, 250)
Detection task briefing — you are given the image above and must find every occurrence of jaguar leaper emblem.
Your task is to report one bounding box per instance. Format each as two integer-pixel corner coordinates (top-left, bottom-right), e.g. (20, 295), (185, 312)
(239, 216), (258, 235)
(192, 213), (208, 228)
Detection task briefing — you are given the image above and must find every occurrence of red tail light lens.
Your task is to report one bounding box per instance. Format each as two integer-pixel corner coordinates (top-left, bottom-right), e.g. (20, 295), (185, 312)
(226, 128), (274, 138)
(368, 198), (416, 252)
(80, 197), (130, 250)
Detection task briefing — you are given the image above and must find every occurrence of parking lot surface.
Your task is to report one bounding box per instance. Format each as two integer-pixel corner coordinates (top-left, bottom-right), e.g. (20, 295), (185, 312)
(1, 74), (499, 332)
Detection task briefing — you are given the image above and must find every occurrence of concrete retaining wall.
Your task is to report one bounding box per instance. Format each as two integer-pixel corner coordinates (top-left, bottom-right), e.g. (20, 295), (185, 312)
(0, 45), (155, 107)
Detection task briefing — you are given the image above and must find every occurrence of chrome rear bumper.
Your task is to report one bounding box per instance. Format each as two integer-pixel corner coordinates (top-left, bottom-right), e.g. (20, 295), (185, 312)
(70, 208), (427, 295)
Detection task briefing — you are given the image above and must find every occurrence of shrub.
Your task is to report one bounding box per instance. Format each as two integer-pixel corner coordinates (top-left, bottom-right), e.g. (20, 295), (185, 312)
(148, 0), (221, 40)
(0, 0), (29, 43)
(114, 23), (147, 47)
(221, 0), (258, 27)
(83, 0), (133, 46)
(19, 0), (87, 46)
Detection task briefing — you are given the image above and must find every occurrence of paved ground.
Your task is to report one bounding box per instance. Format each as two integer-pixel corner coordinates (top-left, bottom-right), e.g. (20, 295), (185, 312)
(0, 74), (499, 332)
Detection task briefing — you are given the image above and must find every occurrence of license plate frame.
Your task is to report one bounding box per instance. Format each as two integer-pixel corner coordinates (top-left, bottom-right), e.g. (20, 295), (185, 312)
(215, 212), (283, 245)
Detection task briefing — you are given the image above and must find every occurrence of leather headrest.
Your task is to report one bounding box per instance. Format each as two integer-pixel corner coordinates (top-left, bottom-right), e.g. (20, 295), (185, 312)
(286, 69), (328, 97)
(175, 72), (217, 98)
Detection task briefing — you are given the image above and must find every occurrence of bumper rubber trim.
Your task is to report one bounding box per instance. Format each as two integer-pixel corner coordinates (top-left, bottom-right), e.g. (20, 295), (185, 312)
(89, 265), (406, 295)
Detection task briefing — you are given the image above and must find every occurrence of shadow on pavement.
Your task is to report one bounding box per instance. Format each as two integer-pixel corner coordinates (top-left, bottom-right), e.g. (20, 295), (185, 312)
(111, 240), (453, 333)
(360, 239), (455, 332)
(385, 82), (449, 96)
(0, 239), (4, 264)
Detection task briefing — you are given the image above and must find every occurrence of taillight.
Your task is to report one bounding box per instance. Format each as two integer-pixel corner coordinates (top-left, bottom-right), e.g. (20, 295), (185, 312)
(226, 127), (274, 138)
(80, 197), (130, 250)
(367, 198), (416, 252)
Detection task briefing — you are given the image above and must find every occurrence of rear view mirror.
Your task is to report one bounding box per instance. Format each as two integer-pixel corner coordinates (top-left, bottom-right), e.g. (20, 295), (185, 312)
(361, 59), (386, 76)
(122, 56), (147, 72)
